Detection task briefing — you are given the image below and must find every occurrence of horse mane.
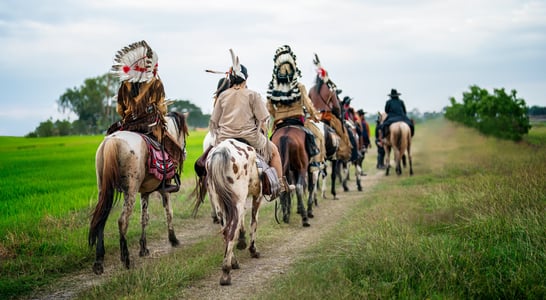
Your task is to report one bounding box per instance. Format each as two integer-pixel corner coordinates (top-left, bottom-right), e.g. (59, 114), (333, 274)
(167, 111), (189, 138)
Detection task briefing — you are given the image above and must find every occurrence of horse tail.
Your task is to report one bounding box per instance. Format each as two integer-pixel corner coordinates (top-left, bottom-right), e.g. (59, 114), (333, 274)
(207, 147), (239, 241)
(89, 140), (121, 247)
(279, 135), (290, 176)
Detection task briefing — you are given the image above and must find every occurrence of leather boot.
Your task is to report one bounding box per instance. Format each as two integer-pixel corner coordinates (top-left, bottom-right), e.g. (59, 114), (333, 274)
(279, 176), (295, 193)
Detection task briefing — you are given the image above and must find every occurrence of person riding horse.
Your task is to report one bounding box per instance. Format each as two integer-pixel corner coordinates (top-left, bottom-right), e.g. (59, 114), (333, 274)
(266, 45), (322, 171)
(308, 54), (352, 161)
(340, 96), (363, 162)
(108, 40), (183, 193)
(208, 49), (292, 196)
(378, 89), (415, 144)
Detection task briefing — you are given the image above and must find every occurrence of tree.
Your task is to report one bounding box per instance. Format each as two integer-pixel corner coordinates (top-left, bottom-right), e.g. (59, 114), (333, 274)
(169, 100), (210, 128)
(445, 85), (531, 141)
(57, 74), (119, 134)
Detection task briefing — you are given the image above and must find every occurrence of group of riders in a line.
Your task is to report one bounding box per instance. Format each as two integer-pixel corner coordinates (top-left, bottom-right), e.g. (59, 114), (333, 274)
(106, 40), (415, 195)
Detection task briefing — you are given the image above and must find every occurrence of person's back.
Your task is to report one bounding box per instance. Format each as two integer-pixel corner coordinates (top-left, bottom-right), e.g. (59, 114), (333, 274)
(213, 87), (265, 143)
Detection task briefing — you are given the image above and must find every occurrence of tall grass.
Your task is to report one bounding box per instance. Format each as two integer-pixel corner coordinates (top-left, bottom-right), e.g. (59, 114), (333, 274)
(0, 132), (207, 298)
(259, 119), (546, 299)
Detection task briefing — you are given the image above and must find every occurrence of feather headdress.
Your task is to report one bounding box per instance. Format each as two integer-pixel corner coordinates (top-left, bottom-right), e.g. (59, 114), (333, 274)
(229, 49), (247, 80)
(313, 53), (336, 90)
(111, 40), (158, 83)
(266, 45), (302, 105)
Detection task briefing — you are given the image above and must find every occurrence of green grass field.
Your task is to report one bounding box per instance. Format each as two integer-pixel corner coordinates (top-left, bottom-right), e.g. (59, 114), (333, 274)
(0, 131), (208, 298)
(1, 121), (545, 299)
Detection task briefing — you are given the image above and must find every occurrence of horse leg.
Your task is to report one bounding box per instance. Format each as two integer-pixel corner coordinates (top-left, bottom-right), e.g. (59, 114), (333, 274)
(92, 222), (106, 275)
(355, 162), (362, 191)
(408, 146), (414, 176)
(139, 193), (150, 257)
(341, 162), (349, 192)
(330, 160), (338, 199)
(249, 195), (262, 258)
(236, 223), (247, 251)
(220, 201), (245, 286)
(385, 146), (391, 176)
(280, 191), (291, 223)
(395, 148), (402, 175)
(296, 174), (310, 227)
(161, 192), (180, 247)
(118, 192), (135, 269)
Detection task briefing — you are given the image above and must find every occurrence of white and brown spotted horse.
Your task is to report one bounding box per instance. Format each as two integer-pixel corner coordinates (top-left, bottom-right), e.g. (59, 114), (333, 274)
(89, 112), (188, 275)
(193, 138), (264, 285)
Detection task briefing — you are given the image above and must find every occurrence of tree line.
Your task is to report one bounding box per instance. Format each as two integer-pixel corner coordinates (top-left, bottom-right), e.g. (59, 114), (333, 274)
(26, 74), (211, 137)
(444, 85), (533, 141)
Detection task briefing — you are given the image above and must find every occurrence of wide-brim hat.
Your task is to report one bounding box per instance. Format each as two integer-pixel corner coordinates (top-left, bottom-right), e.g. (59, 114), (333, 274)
(342, 96), (352, 105)
(357, 109), (366, 115)
(388, 89), (401, 97)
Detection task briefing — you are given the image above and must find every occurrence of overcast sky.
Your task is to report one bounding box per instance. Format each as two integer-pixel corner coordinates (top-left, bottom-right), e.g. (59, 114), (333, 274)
(1, 0), (545, 136)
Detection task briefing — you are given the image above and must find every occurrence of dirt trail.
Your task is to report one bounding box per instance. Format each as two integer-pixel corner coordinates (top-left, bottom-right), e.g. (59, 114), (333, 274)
(26, 169), (384, 300)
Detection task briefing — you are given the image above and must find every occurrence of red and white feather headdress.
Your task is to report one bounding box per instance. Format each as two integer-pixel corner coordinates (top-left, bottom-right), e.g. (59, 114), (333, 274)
(111, 40), (159, 83)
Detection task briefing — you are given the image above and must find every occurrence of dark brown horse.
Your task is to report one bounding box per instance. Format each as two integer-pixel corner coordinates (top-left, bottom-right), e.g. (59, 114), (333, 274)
(89, 112), (188, 275)
(271, 125), (313, 227)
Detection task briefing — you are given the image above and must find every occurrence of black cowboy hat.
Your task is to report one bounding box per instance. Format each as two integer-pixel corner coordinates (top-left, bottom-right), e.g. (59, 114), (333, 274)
(342, 96), (352, 105)
(388, 88), (401, 97)
(357, 109), (366, 115)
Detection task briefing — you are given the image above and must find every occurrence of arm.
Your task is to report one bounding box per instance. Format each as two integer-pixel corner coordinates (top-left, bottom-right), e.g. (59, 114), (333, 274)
(299, 83), (320, 121)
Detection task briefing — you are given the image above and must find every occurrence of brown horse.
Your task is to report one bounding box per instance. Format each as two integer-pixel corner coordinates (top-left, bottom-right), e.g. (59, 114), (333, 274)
(271, 125), (313, 227)
(89, 112), (188, 275)
(379, 112), (413, 176)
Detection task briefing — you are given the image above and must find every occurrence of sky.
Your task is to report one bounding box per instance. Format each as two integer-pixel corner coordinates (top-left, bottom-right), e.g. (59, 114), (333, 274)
(1, 0), (545, 136)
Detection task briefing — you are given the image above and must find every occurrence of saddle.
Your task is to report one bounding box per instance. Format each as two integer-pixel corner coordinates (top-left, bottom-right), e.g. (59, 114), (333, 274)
(139, 134), (178, 184)
(273, 118), (320, 157)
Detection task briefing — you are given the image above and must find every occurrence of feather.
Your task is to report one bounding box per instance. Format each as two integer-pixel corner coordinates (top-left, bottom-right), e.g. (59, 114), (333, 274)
(229, 48), (245, 79)
(111, 40), (158, 83)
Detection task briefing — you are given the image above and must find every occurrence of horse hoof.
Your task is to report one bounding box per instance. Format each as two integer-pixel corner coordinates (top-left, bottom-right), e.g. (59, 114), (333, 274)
(220, 274), (232, 286)
(236, 240), (247, 250)
(251, 251), (260, 258)
(139, 248), (150, 257)
(308, 211), (314, 218)
(93, 262), (104, 275)
(232, 261), (240, 270)
(302, 221), (311, 227)
(283, 216), (290, 223)
(358, 186), (362, 192)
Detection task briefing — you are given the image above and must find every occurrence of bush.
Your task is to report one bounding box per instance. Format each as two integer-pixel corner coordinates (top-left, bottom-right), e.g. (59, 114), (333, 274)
(445, 85), (531, 141)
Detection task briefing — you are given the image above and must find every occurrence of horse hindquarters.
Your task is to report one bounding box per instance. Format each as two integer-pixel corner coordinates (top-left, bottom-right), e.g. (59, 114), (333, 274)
(206, 142), (259, 285)
(90, 139), (121, 274)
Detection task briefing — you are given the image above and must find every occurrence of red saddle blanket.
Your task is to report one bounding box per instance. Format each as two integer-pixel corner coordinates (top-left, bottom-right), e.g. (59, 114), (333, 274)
(140, 134), (176, 181)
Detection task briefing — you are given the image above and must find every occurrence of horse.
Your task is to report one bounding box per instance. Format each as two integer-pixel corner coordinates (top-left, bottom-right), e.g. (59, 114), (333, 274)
(271, 125), (312, 227)
(193, 138), (264, 285)
(89, 111), (188, 275)
(306, 120), (339, 202)
(379, 112), (413, 176)
(337, 119), (364, 191)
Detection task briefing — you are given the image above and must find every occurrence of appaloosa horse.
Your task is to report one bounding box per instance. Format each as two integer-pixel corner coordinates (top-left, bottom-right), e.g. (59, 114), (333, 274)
(379, 112), (413, 176)
(271, 125), (313, 227)
(193, 138), (265, 285)
(89, 112), (188, 275)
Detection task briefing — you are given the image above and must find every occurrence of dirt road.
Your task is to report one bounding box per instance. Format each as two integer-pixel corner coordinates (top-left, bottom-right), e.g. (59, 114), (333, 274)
(27, 168), (384, 300)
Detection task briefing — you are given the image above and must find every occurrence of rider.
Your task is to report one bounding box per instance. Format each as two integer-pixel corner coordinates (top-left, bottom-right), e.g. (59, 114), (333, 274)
(340, 96), (362, 162)
(265, 45), (322, 170)
(356, 109), (371, 149)
(109, 40), (182, 192)
(308, 54), (352, 161)
(209, 49), (293, 195)
(378, 88), (415, 142)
